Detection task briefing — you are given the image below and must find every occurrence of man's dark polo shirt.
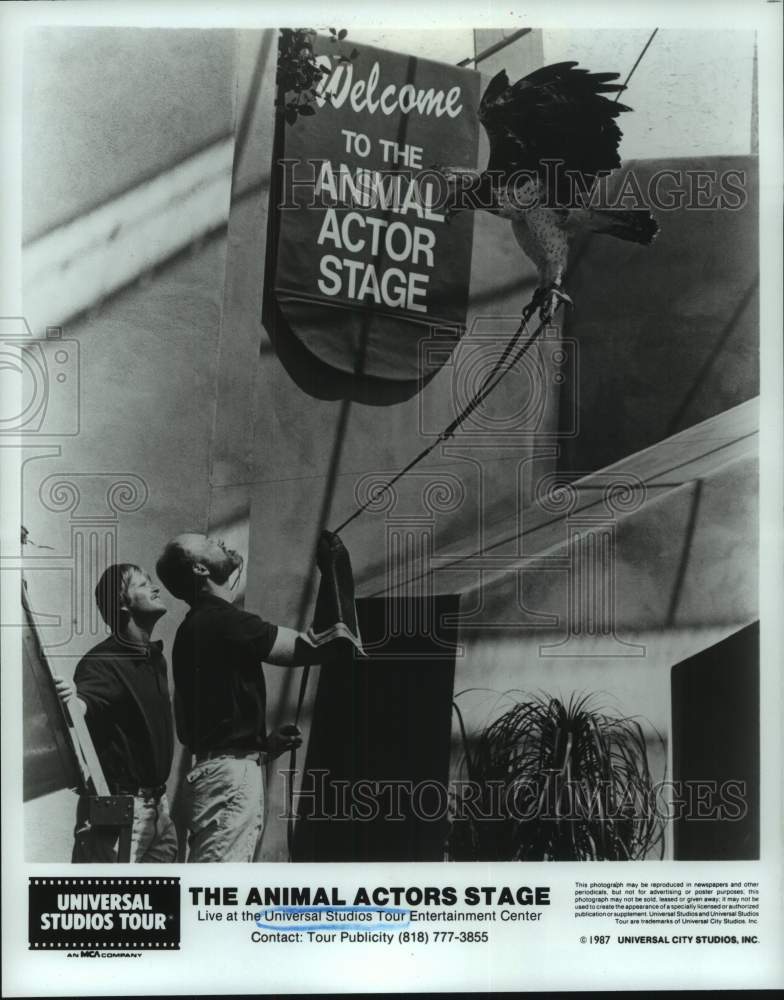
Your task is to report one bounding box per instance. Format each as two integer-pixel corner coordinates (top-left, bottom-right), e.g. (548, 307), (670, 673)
(172, 593), (278, 755)
(74, 634), (174, 791)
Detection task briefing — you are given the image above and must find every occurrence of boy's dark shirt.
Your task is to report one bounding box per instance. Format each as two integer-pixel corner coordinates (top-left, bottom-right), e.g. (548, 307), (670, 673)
(172, 593), (278, 754)
(74, 633), (173, 791)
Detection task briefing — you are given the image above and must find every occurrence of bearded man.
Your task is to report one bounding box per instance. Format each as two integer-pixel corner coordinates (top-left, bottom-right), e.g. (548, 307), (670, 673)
(156, 533), (317, 863)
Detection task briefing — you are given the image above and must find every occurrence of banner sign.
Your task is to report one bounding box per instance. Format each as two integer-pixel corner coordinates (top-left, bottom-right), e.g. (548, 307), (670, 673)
(273, 36), (480, 381)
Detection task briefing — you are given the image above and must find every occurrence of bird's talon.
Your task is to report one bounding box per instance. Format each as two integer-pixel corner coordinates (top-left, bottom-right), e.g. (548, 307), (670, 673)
(533, 283), (573, 323)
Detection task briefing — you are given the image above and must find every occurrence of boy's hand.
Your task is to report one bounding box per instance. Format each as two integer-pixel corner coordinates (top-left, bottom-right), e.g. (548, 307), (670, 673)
(52, 674), (86, 717)
(53, 674), (77, 704)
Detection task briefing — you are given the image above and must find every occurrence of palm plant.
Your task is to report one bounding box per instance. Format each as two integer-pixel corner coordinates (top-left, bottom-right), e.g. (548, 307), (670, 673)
(448, 692), (665, 861)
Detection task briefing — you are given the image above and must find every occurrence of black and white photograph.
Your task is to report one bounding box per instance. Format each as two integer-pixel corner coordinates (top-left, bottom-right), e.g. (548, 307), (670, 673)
(2, 0), (782, 994)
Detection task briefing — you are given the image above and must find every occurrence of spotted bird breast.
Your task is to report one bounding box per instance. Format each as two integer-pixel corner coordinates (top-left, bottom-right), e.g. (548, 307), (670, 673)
(495, 177), (541, 220)
(510, 209), (571, 280)
(488, 176), (571, 280)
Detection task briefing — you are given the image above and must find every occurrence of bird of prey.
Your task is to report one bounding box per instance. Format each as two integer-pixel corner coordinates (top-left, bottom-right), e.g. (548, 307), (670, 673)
(434, 61), (659, 321)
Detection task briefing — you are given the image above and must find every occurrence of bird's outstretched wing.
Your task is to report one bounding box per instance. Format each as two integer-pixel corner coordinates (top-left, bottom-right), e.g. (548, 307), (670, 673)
(478, 62), (630, 188)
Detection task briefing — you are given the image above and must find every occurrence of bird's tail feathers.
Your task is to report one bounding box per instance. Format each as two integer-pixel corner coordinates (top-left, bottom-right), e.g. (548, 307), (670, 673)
(576, 208), (659, 245)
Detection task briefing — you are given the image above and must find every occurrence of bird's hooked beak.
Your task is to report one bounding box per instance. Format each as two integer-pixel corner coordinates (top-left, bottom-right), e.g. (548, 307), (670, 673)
(427, 163), (463, 187)
(424, 164), (476, 221)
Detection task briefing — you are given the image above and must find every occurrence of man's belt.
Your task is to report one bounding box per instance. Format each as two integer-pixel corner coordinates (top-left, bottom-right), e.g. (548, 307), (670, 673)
(112, 783), (166, 800)
(194, 748), (267, 765)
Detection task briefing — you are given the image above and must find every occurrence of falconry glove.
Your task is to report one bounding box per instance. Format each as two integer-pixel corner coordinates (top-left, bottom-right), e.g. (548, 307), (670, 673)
(306, 530), (364, 656)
